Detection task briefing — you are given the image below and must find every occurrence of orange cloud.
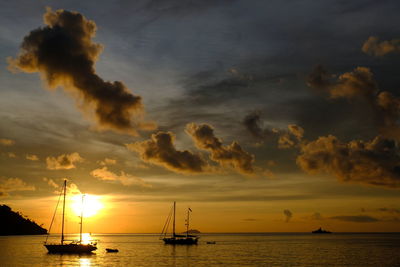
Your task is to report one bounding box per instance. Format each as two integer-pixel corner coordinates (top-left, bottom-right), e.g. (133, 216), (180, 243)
(278, 124), (305, 149)
(127, 131), (210, 174)
(26, 154), (39, 161)
(186, 123), (255, 174)
(7, 153), (16, 158)
(297, 135), (400, 188)
(90, 166), (152, 187)
(362, 36), (400, 57)
(46, 152), (83, 170)
(43, 178), (81, 195)
(98, 158), (117, 166)
(0, 178), (35, 197)
(43, 177), (59, 189)
(0, 139), (15, 146)
(308, 66), (378, 99)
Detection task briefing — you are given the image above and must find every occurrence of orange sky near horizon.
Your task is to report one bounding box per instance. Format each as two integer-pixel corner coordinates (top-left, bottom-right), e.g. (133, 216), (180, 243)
(5, 183), (400, 234)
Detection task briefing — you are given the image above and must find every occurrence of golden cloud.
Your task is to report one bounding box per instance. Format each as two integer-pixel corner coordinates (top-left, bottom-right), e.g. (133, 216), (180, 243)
(90, 166), (152, 187)
(46, 152), (83, 170)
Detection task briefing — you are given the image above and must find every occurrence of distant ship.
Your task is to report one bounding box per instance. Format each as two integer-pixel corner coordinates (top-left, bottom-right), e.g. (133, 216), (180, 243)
(160, 202), (199, 245)
(44, 180), (97, 253)
(312, 227), (332, 234)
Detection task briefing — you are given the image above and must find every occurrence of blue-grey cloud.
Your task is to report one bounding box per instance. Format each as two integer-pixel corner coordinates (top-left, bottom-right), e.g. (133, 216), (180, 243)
(330, 215), (379, 222)
(283, 209), (292, 222)
(307, 66), (400, 140)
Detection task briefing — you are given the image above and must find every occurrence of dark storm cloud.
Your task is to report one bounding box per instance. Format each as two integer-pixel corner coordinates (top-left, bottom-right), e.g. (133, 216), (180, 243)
(8, 8), (153, 135)
(283, 209), (292, 222)
(307, 65), (378, 100)
(306, 65), (332, 92)
(297, 135), (400, 188)
(307, 66), (400, 140)
(142, 0), (237, 15)
(180, 71), (255, 106)
(243, 111), (263, 138)
(179, 69), (295, 107)
(362, 36), (400, 57)
(126, 131), (210, 174)
(242, 111), (304, 149)
(330, 215), (379, 222)
(186, 123), (255, 175)
(156, 68), (297, 135)
(151, 0), (399, 139)
(298, 64), (400, 188)
(242, 111), (278, 139)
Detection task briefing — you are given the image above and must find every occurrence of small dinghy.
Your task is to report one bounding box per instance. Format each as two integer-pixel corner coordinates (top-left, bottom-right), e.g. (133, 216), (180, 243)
(206, 241), (216, 244)
(106, 248), (119, 253)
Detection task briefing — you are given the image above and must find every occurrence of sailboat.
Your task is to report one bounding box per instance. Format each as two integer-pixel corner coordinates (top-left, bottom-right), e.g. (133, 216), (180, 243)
(160, 201), (199, 245)
(44, 180), (97, 253)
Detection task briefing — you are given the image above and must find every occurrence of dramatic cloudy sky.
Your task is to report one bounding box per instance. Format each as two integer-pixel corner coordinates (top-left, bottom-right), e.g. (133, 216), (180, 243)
(1, 0), (400, 233)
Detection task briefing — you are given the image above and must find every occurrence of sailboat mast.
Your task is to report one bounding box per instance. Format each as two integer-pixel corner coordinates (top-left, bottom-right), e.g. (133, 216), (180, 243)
(61, 179), (66, 244)
(80, 194), (84, 243)
(186, 208), (190, 237)
(173, 201), (176, 237)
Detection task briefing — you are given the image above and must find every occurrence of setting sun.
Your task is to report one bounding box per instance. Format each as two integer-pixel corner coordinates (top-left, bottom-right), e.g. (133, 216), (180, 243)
(71, 194), (103, 218)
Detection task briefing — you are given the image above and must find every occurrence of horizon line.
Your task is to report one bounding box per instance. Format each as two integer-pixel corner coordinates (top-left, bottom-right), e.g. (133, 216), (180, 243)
(45, 231), (400, 234)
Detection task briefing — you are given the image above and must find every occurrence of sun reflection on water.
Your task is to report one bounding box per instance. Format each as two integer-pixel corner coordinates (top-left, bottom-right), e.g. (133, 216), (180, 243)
(79, 258), (91, 267)
(80, 233), (94, 245)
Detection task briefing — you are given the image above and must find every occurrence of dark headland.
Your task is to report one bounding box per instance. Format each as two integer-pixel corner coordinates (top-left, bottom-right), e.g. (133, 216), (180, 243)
(0, 205), (47, 235)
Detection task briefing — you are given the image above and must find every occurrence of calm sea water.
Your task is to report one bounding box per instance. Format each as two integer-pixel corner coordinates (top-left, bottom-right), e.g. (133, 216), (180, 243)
(0, 233), (399, 266)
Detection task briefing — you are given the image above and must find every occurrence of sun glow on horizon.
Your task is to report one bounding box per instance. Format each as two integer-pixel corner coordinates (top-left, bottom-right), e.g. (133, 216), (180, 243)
(71, 194), (103, 218)
(80, 232), (95, 244)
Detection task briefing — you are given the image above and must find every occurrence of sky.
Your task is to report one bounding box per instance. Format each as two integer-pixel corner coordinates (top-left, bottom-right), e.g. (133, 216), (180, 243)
(1, 0), (400, 233)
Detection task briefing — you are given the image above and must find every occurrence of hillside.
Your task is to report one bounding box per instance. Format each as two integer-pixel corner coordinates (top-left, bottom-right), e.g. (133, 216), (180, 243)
(0, 205), (47, 235)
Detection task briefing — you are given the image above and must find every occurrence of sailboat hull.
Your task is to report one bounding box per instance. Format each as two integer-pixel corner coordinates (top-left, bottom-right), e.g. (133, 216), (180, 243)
(45, 243), (97, 253)
(163, 237), (198, 245)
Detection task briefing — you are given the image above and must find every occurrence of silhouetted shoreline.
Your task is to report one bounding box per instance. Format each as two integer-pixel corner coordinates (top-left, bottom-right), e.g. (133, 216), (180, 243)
(0, 205), (47, 235)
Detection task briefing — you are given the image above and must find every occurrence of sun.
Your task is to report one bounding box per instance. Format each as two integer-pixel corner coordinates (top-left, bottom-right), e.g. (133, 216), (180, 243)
(71, 194), (103, 218)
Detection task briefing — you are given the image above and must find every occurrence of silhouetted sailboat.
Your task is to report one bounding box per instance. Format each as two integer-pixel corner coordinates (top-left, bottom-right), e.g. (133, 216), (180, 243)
(44, 180), (97, 253)
(160, 201), (199, 245)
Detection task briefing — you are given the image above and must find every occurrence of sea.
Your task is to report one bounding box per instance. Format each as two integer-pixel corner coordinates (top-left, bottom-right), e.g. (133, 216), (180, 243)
(0, 233), (399, 266)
